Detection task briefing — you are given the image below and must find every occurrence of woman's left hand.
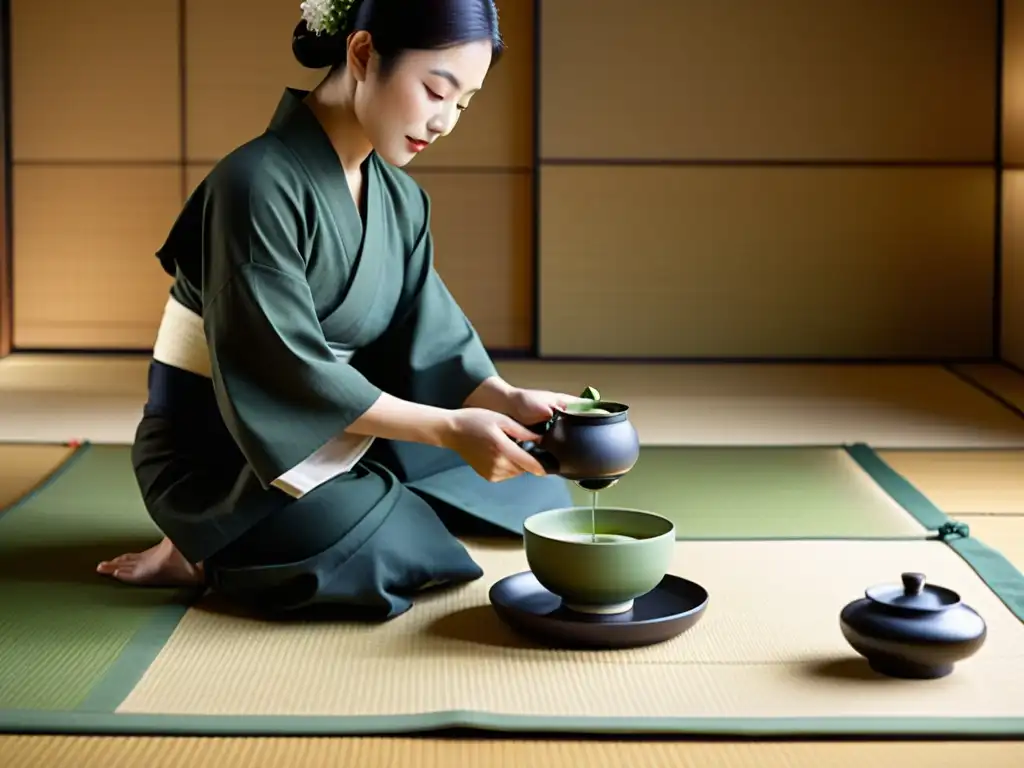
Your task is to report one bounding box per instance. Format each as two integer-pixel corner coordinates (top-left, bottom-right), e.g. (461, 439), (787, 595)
(506, 388), (582, 426)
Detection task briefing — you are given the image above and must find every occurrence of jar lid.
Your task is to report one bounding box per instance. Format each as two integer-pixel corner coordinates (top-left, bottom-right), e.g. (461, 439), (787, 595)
(865, 572), (961, 612)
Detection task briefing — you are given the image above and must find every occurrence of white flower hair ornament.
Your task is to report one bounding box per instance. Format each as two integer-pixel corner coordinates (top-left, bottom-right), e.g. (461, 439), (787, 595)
(299, 0), (360, 36)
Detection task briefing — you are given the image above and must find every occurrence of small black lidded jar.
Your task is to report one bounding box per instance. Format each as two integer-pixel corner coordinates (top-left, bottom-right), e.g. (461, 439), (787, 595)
(839, 571), (987, 679)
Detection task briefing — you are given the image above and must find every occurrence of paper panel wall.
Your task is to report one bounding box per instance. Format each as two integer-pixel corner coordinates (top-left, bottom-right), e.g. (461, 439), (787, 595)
(1002, 0), (1024, 368)
(536, 0), (998, 359)
(538, 165), (994, 358)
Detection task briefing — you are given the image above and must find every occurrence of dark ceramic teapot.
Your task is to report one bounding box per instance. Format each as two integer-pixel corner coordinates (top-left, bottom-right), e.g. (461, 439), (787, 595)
(517, 387), (640, 490)
(839, 572), (987, 679)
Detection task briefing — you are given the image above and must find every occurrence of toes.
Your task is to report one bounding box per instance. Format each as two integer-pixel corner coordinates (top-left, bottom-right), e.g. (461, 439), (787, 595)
(95, 541), (203, 587)
(112, 564), (148, 584)
(97, 554), (139, 574)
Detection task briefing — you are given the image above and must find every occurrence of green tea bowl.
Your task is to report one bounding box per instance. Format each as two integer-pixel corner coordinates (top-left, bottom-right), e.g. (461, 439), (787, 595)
(522, 506), (676, 615)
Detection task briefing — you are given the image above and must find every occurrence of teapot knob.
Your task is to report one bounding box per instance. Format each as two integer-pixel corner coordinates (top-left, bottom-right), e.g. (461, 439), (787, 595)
(901, 572), (926, 596)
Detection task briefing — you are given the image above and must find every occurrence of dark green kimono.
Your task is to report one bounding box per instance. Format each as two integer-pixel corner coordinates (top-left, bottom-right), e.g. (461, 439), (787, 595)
(133, 88), (571, 618)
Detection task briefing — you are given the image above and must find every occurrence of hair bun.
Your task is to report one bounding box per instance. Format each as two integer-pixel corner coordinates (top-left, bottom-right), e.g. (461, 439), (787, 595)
(291, 20), (346, 69)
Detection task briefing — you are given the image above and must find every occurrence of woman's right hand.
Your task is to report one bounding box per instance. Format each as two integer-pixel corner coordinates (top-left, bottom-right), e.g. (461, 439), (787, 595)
(442, 408), (548, 482)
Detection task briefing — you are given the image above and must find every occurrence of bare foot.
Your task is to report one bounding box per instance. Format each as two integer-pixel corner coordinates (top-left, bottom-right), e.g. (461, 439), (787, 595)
(96, 536), (204, 587)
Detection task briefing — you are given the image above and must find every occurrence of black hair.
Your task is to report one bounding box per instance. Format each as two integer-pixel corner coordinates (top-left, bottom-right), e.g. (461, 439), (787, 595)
(292, 0), (504, 75)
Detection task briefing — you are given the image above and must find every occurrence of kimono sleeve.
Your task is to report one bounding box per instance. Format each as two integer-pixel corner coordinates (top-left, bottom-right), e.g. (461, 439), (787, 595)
(201, 167), (384, 492)
(357, 187), (498, 410)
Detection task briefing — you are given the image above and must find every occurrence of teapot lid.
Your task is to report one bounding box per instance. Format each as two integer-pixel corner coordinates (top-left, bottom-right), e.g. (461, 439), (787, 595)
(865, 572), (961, 612)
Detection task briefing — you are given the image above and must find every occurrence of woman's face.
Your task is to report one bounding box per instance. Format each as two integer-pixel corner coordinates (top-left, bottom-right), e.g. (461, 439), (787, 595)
(352, 38), (493, 166)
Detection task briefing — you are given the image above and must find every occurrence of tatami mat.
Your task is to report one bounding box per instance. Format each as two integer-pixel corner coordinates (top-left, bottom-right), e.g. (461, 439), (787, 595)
(0, 445), (194, 712)
(568, 446), (927, 538)
(0, 443), (75, 513)
(876, 450), (1024, 515)
(2, 356), (1024, 447)
(117, 538), (1024, 728)
(0, 441), (948, 731)
(497, 361), (1024, 447)
(2, 357), (1023, 762)
(2, 735), (1022, 768)
(951, 363), (1024, 415)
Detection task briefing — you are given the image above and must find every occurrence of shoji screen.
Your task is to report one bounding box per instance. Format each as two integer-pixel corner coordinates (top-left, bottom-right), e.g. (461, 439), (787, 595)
(11, 0), (181, 348)
(536, 0), (998, 359)
(0, 0), (10, 358)
(1003, 0), (1024, 369)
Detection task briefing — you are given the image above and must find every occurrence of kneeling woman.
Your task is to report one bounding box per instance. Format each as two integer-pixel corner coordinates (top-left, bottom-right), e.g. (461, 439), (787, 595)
(96, 0), (576, 618)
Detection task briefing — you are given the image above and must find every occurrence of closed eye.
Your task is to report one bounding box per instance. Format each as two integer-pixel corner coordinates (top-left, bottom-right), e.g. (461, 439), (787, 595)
(425, 83), (469, 112)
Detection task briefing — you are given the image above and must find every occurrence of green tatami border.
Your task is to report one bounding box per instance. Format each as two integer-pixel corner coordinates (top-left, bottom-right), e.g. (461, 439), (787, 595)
(75, 589), (203, 714)
(947, 537), (1024, 623)
(0, 440), (203, 717)
(2, 710), (1023, 740)
(0, 440), (91, 524)
(845, 443), (1024, 623)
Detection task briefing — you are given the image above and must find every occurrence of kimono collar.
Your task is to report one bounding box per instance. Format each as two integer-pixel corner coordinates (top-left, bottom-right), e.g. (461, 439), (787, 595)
(265, 88), (381, 250)
(265, 87), (376, 182)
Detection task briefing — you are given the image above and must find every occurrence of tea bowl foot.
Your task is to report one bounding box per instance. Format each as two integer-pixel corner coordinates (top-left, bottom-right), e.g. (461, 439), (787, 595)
(563, 599), (635, 616)
(867, 655), (954, 680)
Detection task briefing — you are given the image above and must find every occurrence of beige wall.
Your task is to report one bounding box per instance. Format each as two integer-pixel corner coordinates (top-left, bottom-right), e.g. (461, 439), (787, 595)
(2, 0), (1007, 360)
(538, 0), (998, 358)
(1004, 0), (1024, 369)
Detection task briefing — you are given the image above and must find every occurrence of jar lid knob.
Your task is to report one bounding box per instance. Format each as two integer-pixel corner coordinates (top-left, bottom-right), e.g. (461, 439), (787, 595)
(902, 572), (926, 596)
